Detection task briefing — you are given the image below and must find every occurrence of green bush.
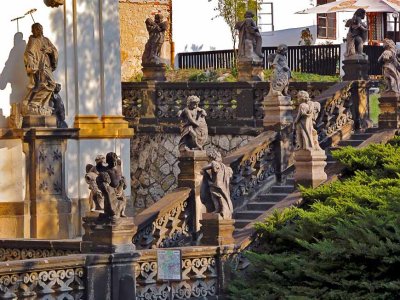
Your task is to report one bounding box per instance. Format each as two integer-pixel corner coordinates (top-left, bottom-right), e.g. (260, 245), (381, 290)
(228, 140), (400, 300)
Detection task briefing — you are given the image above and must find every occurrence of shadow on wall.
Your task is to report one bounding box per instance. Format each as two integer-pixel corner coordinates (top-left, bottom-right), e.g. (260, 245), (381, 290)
(0, 32), (28, 110)
(50, 1), (121, 117)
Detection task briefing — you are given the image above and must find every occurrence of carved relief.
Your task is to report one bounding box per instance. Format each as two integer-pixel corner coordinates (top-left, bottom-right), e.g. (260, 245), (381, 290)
(0, 248), (80, 262)
(38, 143), (62, 195)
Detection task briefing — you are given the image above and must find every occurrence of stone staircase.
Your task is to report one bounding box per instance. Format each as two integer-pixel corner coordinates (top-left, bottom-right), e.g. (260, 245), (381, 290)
(233, 128), (380, 235)
(233, 177), (295, 231)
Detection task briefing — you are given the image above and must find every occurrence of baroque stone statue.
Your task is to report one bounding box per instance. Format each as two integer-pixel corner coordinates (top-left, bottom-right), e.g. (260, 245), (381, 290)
(23, 23), (58, 116)
(344, 8), (368, 58)
(378, 38), (400, 94)
(142, 14), (168, 65)
(49, 83), (68, 128)
(268, 44), (291, 96)
(178, 96), (208, 151)
(235, 10), (263, 62)
(200, 149), (233, 220)
(294, 91), (321, 151)
(85, 152), (127, 222)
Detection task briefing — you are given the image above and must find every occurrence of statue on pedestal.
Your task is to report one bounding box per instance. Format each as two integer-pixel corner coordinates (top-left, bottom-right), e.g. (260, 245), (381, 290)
(23, 23), (58, 116)
(378, 38), (400, 94)
(235, 10), (263, 62)
(293, 91), (321, 151)
(268, 44), (291, 96)
(142, 14), (168, 66)
(200, 149), (233, 220)
(344, 8), (368, 58)
(85, 152), (127, 222)
(178, 96), (208, 151)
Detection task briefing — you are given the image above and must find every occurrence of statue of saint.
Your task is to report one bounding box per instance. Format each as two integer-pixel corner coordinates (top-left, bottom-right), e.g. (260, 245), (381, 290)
(268, 44), (291, 96)
(142, 14), (168, 65)
(235, 10), (263, 61)
(200, 149), (233, 220)
(23, 23), (58, 116)
(294, 91), (322, 151)
(378, 38), (400, 94)
(344, 8), (368, 58)
(178, 96), (208, 151)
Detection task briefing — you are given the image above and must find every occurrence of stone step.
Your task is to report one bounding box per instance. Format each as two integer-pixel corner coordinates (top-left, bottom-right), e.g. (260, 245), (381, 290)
(234, 219), (253, 229)
(235, 210), (265, 219)
(338, 139), (364, 147)
(285, 178), (295, 185)
(247, 201), (276, 211)
(257, 193), (287, 202)
(270, 185), (294, 193)
(350, 133), (373, 140)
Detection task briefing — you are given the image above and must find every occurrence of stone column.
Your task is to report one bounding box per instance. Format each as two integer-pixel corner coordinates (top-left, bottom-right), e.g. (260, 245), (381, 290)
(237, 61), (264, 82)
(342, 57), (369, 81)
(23, 128), (78, 239)
(378, 92), (400, 129)
(200, 213), (235, 246)
(294, 149), (327, 188)
(263, 93), (294, 180)
(177, 150), (208, 236)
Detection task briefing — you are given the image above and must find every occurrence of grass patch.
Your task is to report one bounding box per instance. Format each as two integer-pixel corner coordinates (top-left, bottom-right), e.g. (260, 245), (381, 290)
(369, 93), (380, 124)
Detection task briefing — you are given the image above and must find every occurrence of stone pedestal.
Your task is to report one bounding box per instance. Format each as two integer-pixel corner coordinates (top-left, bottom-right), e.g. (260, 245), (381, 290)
(82, 214), (137, 253)
(378, 92), (400, 129)
(237, 60), (264, 82)
(142, 63), (167, 81)
(294, 149), (327, 188)
(200, 213), (235, 246)
(23, 128), (79, 238)
(177, 150), (208, 234)
(342, 56), (369, 81)
(22, 115), (57, 128)
(262, 94), (293, 128)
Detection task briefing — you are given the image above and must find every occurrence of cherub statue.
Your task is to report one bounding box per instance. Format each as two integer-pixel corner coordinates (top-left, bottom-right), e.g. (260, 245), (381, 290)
(178, 96), (208, 151)
(344, 8), (368, 58)
(85, 154), (106, 211)
(268, 44), (291, 96)
(293, 91), (322, 151)
(200, 149), (233, 220)
(378, 38), (400, 94)
(235, 10), (263, 62)
(142, 14), (168, 65)
(49, 83), (68, 128)
(84, 152), (127, 219)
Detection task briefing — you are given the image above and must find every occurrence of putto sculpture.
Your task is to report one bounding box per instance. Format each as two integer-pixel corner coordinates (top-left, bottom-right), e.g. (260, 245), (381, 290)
(142, 14), (168, 65)
(50, 83), (68, 128)
(200, 149), (233, 220)
(23, 23), (58, 116)
(378, 38), (400, 94)
(235, 10), (263, 62)
(268, 44), (291, 96)
(344, 8), (368, 58)
(293, 91), (321, 151)
(178, 95), (208, 151)
(85, 152), (127, 222)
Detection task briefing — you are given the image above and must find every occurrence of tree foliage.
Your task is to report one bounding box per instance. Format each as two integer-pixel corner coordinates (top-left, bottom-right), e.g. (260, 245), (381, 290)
(229, 139), (400, 299)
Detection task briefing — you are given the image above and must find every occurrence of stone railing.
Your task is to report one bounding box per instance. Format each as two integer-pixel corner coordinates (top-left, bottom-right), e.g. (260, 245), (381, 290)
(313, 81), (370, 148)
(133, 188), (193, 250)
(0, 255), (86, 299)
(0, 240), (83, 261)
(135, 246), (227, 300)
(122, 81), (336, 133)
(223, 131), (278, 211)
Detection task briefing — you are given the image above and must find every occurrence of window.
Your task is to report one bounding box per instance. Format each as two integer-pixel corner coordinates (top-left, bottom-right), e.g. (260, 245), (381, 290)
(317, 0), (337, 39)
(257, 2), (274, 32)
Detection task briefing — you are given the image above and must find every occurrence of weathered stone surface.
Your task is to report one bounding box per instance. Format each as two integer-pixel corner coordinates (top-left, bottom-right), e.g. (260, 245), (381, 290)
(131, 133), (253, 209)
